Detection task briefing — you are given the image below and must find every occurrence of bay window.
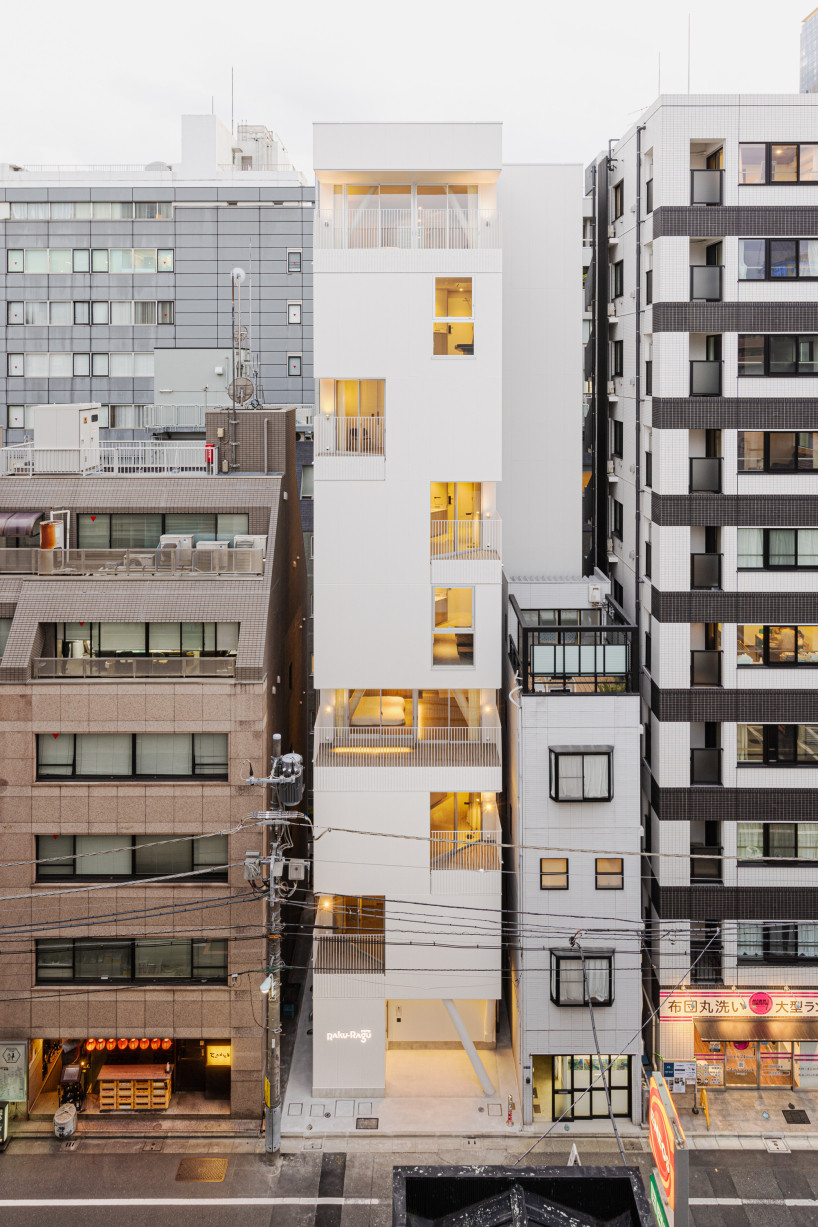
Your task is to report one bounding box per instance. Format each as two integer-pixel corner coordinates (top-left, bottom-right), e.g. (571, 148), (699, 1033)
(549, 747), (613, 801)
(550, 951), (613, 1005)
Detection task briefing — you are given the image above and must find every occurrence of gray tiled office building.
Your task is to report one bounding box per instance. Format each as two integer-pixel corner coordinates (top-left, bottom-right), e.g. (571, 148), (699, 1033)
(1, 115), (314, 439)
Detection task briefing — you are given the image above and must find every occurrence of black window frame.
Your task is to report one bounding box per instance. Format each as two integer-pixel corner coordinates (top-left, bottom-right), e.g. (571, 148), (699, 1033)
(644, 359), (652, 395)
(287, 354), (302, 377)
(738, 334), (818, 377)
(736, 625), (818, 668)
(644, 449), (652, 487)
(549, 748), (613, 802)
(737, 821), (818, 864)
(595, 857), (624, 889)
(736, 723), (818, 766)
(739, 237), (818, 281)
(540, 857), (569, 890)
(612, 260), (624, 299)
(35, 833), (229, 881)
(550, 1052), (631, 1121)
(737, 431), (818, 473)
(738, 143), (818, 186)
(612, 182), (624, 220)
(737, 527), (818, 569)
(737, 922), (818, 965)
(611, 578), (624, 607)
(36, 732), (229, 780)
(612, 498), (624, 540)
(550, 950), (614, 1006)
(611, 418), (623, 458)
(644, 540), (651, 579)
(287, 249), (302, 273)
(612, 340), (623, 376)
(35, 937), (228, 984)
(75, 512), (250, 549)
(645, 268), (652, 305)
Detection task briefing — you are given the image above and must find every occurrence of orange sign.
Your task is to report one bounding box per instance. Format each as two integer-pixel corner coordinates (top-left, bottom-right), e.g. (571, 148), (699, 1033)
(649, 1075), (676, 1210)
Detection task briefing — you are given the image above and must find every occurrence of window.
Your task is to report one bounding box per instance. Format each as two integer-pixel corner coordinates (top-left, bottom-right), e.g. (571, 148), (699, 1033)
(612, 578), (624, 607)
(54, 619), (238, 658)
(645, 360), (652, 395)
(6, 201), (171, 221)
(288, 354), (302, 377)
(595, 857), (624, 889)
(134, 301), (157, 326)
(158, 301), (174, 325)
(737, 625), (818, 667)
(540, 858), (569, 889)
(7, 354), (23, 377)
(35, 937), (227, 983)
(300, 464), (314, 500)
(551, 1053), (631, 1120)
(737, 724), (818, 765)
(550, 951), (613, 1005)
(612, 261), (624, 299)
(287, 302), (302, 324)
(612, 340), (623, 376)
(738, 430), (818, 472)
(738, 822), (818, 862)
(612, 182), (624, 220)
(74, 302), (90, 325)
(737, 528), (818, 569)
(36, 833), (228, 880)
(36, 733), (228, 779)
(738, 334), (818, 377)
(73, 353), (90, 377)
(433, 277), (474, 356)
(549, 748), (613, 801)
(737, 922), (818, 964)
(287, 250), (302, 273)
(645, 268), (652, 305)
(645, 630), (652, 672)
(739, 143), (818, 186)
(644, 540), (651, 578)
(611, 418), (623, 458)
(76, 513), (247, 549)
(612, 498), (623, 540)
(644, 450), (652, 487)
(157, 249), (174, 272)
(432, 587), (474, 667)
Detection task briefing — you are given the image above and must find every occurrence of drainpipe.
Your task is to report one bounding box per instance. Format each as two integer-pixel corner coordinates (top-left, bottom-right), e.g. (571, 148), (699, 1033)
(442, 999), (495, 1095)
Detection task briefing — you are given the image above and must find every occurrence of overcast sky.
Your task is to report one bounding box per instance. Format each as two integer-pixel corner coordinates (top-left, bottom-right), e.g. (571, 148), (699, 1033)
(2, 0), (812, 176)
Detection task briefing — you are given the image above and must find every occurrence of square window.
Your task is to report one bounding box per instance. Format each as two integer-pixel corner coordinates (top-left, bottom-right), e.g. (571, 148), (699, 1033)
(7, 250), (24, 273)
(433, 587), (474, 667)
(92, 353), (109, 377)
(109, 301), (130, 325)
(540, 858), (569, 889)
(133, 249), (156, 273)
(595, 857), (624, 889)
(288, 302), (302, 324)
(73, 249), (90, 273)
(158, 301), (174, 325)
(73, 353), (90, 378)
(551, 951), (613, 1006)
(110, 249), (133, 273)
(157, 249), (173, 271)
(92, 301), (110, 325)
(73, 302), (90, 326)
(134, 301), (156, 325)
(8, 407), (25, 427)
(91, 250), (109, 272)
(25, 250), (48, 274)
(549, 748), (612, 801)
(7, 355), (24, 377)
(48, 249), (72, 274)
(7, 302), (24, 325)
(288, 354), (302, 377)
(287, 250), (302, 273)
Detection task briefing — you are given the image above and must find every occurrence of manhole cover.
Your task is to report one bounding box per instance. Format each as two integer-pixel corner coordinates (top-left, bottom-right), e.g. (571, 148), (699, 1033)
(783, 1109), (810, 1124)
(356, 1117), (379, 1130)
(175, 1157), (228, 1182)
(764, 1136), (790, 1153)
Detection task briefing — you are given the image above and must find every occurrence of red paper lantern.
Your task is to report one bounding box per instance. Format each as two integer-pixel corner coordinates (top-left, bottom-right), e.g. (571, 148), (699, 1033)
(150, 1038), (160, 1050)
(128, 1038), (139, 1050)
(117, 1038), (127, 1050)
(86, 1039), (96, 1052)
(106, 1039), (116, 1051)
(161, 1038), (172, 1051)
(139, 1038), (150, 1050)
(97, 1039), (106, 1050)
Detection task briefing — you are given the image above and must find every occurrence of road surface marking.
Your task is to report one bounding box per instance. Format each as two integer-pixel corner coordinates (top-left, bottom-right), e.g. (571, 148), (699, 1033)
(0, 1198), (380, 1208)
(691, 1198), (818, 1207)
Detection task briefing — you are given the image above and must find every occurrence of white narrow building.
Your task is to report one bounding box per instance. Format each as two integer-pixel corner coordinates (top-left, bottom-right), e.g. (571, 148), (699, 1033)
(311, 124), (504, 1098)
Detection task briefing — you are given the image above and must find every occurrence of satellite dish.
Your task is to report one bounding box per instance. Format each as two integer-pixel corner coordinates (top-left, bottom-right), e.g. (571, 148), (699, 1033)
(228, 377), (254, 404)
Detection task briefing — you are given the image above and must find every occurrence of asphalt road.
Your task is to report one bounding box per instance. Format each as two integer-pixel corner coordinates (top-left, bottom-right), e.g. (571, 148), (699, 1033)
(3, 1140), (818, 1227)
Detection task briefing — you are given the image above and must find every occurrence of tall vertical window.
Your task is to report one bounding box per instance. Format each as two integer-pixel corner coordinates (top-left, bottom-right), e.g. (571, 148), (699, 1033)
(433, 278), (474, 356)
(432, 588), (473, 667)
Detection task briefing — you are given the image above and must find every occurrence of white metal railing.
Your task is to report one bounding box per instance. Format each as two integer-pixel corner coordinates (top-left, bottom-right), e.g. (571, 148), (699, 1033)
(8, 546), (262, 578)
(314, 723), (501, 768)
(314, 415), (384, 457)
(127, 404), (314, 432)
(313, 932), (385, 974)
(33, 656), (236, 680)
(315, 208), (500, 251)
(0, 442), (218, 476)
(430, 828), (501, 870)
(430, 517), (502, 560)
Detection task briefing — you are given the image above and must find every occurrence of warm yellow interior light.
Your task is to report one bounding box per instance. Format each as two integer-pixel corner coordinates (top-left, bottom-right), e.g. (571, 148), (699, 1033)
(332, 746), (413, 755)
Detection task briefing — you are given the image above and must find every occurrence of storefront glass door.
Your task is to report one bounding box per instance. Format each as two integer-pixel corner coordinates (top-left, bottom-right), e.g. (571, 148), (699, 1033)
(760, 1043), (793, 1087)
(724, 1041), (757, 1087)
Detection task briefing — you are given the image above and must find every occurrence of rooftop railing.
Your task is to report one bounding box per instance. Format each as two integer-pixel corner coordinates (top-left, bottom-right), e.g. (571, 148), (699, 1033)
(0, 546), (263, 578)
(0, 442), (217, 477)
(315, 208), (500, 251)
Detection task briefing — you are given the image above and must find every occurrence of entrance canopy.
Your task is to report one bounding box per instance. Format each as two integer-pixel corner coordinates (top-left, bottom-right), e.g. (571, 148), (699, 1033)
(0, 511), (44, 537)
(698, 1019), (818, 1042)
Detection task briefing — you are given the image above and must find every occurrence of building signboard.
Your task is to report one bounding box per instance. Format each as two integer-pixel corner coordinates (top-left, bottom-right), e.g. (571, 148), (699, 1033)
(660, 989), (818, 1021)
(0, 1042), (27, 1102)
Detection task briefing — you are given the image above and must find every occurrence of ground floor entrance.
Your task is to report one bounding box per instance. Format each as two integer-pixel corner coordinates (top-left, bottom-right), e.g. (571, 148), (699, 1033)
(531, 1054), (632, 1120)
(695, 1027), (816, 1090)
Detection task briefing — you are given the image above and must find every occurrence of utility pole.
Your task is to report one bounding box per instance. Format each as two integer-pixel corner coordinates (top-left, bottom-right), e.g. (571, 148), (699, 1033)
(243, 734), (305, 1161)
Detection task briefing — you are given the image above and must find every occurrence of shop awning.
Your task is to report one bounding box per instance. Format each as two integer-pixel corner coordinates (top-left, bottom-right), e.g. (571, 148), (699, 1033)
(698, 1019), (818, 1041)
(0, 510), (45, 538)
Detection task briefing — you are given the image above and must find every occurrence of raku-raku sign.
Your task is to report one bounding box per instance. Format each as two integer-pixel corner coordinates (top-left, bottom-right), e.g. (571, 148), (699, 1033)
(326, 1030), (373, 1044)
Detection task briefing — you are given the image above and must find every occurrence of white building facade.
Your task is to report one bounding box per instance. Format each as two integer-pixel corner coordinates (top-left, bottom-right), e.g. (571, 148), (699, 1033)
(311, 124), (503, 1098)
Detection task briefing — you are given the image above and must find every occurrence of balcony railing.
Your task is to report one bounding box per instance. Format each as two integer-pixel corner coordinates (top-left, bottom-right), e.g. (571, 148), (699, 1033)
(314, 415), (384, 457)
(315, 208), (500, 251)
(690, 553), (722, 590)
(691, 747), (722, 786)
(429, 517), (502, 561)
(430, 828), (501, 872)
(33, 656), (237, 680)
(690, 845), (723, 883)
(689, 457), (722, 493)
(313, 932), (385, 974)
(0, 442), (218, 476)
(691, 649), (722, 687)
(690, 360), (721, 396)
(314, 723), (501, 770)
(690, 169), (723, 206)
(0, 546), (264, 578)
(690, 265), (723, 301)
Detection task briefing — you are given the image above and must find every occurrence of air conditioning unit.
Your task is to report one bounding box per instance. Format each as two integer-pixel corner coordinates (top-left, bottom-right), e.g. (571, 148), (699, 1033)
(158, 534), (194, 550)
(607, 460), (616, 474)
(607, 381), (616, 395)
(606, 537), (615, 553)
(234, 533), (267, 555)
(588, 583), (603, 605)
(607, 225), (616, 238)
(196, 539), (230, 552)
(607, 302), (617, 317)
